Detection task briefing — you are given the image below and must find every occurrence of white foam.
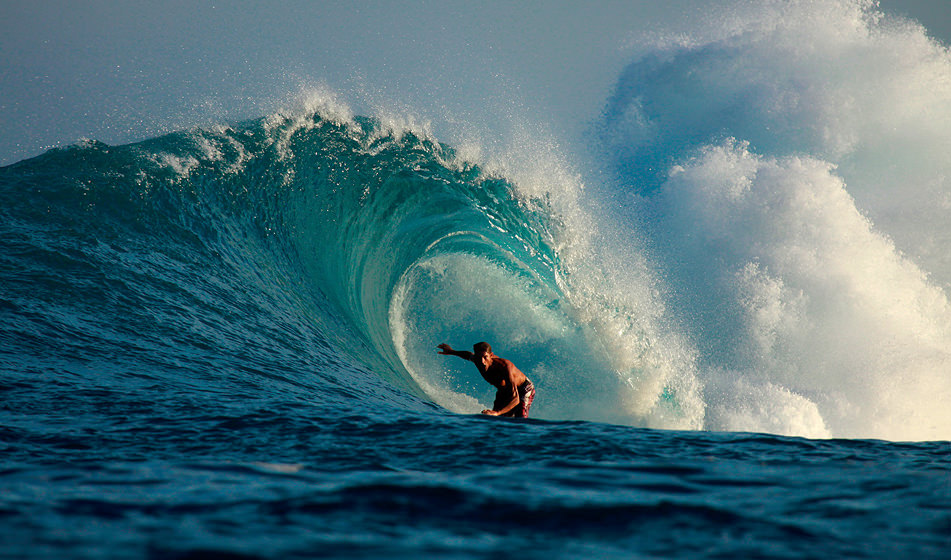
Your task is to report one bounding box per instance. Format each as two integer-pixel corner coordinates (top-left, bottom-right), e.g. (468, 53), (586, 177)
(151, 152), (200, 177)
(600, 0), (951, 440)
(262, 85), (361, 164)
(705, 375), (831, 439)
(654, 139), (951, 440)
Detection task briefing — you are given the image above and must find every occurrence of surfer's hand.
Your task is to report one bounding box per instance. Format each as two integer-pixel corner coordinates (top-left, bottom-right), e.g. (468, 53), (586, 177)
(481, 409), (499, 416)
(437, 343), (453, 354)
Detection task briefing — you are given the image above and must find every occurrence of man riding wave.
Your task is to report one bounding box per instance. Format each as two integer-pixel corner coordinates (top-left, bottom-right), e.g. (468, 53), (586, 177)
(437, 342), (535, 418)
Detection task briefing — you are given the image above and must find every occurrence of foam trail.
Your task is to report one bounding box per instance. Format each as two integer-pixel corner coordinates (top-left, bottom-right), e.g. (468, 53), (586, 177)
(602, 0), (951, 440)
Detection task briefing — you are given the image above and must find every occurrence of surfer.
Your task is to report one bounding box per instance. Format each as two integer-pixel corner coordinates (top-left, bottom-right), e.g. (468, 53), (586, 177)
(437, 342), (535, 418)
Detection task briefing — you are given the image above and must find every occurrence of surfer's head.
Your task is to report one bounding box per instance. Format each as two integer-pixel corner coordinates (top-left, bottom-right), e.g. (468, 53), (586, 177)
(473, 342), (493, 366)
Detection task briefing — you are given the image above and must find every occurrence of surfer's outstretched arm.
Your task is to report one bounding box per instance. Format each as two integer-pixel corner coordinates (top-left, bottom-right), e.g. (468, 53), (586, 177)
(437, 343), (474, 361)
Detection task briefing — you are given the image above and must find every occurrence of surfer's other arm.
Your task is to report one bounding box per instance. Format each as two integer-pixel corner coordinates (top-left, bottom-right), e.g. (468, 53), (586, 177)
(437, 343), (474, 361)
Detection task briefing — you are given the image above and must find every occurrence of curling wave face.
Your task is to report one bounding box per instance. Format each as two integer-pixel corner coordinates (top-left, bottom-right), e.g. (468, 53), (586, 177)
(0, 97), (703, 440)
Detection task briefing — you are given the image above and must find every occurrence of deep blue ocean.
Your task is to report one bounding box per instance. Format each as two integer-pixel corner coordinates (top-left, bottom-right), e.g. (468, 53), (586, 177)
(3, 2), (951, 558)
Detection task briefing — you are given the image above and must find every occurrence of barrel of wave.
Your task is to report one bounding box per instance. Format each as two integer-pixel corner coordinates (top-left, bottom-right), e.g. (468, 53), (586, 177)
(387, 248), (700, 429)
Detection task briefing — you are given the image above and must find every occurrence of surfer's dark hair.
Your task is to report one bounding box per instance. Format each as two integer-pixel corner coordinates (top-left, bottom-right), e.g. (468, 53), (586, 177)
(473, 342), (492, 354)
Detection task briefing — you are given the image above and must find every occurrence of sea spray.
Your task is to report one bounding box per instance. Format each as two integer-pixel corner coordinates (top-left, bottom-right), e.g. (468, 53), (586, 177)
(601, 0), (951, 439)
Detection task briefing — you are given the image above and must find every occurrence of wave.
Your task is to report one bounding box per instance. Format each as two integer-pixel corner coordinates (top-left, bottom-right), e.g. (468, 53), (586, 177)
(3, 1), (950, 442)
(0, 91), (703, 440)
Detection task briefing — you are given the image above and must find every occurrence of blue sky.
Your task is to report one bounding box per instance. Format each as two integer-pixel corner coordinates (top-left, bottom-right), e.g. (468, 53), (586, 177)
(1, 0), (948, 166)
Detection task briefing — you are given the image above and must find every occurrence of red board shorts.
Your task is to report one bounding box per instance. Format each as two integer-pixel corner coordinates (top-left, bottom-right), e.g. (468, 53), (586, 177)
(504, 379), (535, 418)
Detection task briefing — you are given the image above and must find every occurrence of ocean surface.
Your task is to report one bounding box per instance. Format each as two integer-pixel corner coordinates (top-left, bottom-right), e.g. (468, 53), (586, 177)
(2, 2), (950, 558)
